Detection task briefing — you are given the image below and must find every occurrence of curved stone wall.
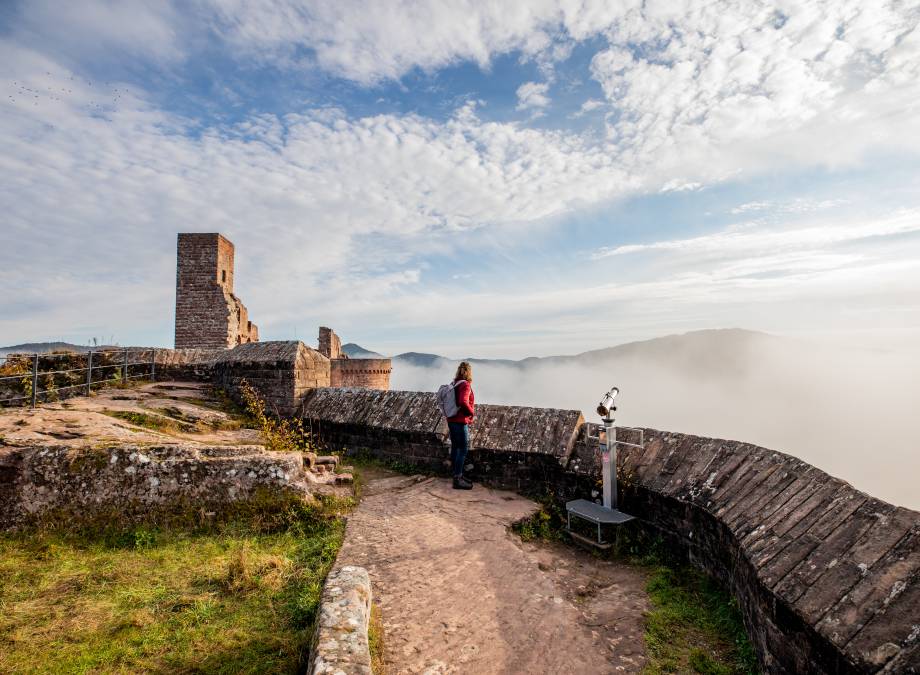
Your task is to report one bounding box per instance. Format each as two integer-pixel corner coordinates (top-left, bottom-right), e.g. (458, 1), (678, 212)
(301, 388), (919, 674)
(330, 358), (392, 389)
(601, 427), (920, 674)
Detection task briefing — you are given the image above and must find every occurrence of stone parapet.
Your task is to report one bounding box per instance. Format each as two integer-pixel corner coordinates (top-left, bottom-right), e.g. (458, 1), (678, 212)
(301, 389), (586, 490)
(301, 390), (919, 674)
(603, 427), (920, 674)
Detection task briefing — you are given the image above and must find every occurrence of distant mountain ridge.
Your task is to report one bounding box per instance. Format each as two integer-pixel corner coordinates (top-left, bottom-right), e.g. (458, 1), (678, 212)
(0, 342), (101, 357)
(340, 343), (385, 359)
(379, 328), (777, 370)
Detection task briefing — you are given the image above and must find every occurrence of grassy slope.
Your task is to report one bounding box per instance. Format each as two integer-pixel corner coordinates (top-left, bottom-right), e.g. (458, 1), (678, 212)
(0, 502), (345, 674)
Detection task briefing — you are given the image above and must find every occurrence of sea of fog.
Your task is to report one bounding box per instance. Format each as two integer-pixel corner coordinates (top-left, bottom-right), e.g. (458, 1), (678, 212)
(390, 342), (920, 511)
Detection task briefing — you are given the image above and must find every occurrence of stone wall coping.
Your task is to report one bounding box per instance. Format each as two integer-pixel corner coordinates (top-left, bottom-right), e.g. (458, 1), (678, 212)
(302, 388), (584, 462)
(211, 340), (313, 365)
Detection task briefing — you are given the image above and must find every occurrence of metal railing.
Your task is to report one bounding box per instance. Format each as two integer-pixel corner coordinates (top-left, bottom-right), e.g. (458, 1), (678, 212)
(0, 348), (157, 408)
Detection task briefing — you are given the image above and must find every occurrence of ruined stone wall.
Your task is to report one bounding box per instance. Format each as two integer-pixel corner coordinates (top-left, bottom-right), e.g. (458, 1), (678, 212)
(300, 388), (919, 674)
(175, 233), (258, 350)
(0, 444), (312, 530)
(212, 341), (330, 417)
(329, 358), (392, 389)
(318, 327), (391, 390)
(318, 327), (342, 360)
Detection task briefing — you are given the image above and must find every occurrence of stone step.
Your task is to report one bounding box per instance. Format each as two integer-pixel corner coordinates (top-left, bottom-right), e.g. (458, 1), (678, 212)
(315, 455), (339, 466)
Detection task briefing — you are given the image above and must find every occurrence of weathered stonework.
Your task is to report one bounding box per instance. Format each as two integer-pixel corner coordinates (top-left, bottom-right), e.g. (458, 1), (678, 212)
(300, 388), (920, 675)
(329, 358), (392, 389)
(318, 327), (343, 360)
(309, 565), (373, 675)
(175, 233), (259, 350)
(319, 327), (392, 390)
(212, 341), (331, 417)
(0, 444), (313, 529)
(602, 427), (920, 675)
(301, 388), (585, 490)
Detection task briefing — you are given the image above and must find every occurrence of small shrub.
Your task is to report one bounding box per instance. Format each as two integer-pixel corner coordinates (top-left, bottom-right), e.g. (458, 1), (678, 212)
(239, 380), (319, 454)
(133, 527), (156, 550)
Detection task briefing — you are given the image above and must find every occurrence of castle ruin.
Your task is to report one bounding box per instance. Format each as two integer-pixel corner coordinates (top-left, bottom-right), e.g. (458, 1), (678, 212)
(174, 233), (391, 394)
(175, 233), (259, 349)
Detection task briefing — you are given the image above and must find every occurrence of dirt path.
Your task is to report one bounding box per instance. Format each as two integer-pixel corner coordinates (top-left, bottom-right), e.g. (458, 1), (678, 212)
(337, 470), (649, 674)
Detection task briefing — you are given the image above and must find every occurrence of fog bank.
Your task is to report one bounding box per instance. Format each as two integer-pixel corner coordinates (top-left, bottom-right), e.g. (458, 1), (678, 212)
(390, 337), (920, 510)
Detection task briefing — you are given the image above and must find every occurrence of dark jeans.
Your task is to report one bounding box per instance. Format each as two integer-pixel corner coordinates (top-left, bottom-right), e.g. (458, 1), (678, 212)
(448, 421), (469, 478)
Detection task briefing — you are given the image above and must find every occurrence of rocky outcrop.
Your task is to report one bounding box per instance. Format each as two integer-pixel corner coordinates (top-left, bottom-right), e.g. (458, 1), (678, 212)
(309, 565), (373, 675)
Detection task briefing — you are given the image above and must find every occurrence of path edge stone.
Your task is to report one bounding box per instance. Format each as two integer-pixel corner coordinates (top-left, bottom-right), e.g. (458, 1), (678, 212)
(309, 565), (373, 675)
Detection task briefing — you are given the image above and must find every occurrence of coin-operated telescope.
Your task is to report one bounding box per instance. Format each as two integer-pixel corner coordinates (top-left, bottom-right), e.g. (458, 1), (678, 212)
(565, 386), (644, 549)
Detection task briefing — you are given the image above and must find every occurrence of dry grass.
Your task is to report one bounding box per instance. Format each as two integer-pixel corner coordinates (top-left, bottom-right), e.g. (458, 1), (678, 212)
(368, 602), (388, 674)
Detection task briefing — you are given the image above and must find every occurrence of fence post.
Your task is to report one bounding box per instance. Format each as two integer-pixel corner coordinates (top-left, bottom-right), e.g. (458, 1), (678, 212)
(86, 350), (93, 395)
(31, 353), (39, 408)
(123, 348), (129, 383)
(151, 349), (156, 382)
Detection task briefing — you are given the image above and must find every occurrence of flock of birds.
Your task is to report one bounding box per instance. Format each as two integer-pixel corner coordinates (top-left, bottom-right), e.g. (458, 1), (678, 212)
(6, 71), (126, 116)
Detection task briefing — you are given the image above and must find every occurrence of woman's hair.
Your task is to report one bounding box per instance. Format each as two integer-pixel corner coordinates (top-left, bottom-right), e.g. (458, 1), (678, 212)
(455, 361), (473, 383)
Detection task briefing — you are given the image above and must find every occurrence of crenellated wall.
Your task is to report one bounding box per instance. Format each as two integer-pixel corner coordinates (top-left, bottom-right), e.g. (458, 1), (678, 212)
(329, 358), (392, 389)
(300, 388), (920, 675)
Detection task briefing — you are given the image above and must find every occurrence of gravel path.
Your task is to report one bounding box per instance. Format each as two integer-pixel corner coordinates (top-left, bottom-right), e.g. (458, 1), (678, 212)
(337, 471), (649, 674)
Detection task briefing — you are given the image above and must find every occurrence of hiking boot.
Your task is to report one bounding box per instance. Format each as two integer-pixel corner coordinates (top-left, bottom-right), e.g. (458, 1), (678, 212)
(453, 476), (473, 490)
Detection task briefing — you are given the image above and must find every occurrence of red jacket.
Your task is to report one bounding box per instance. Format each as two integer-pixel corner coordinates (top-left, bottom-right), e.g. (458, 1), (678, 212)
(447, 379), (475, 424)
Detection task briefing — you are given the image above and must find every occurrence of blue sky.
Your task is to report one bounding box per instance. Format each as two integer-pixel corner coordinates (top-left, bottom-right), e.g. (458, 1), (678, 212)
(1, 1), (919, 358)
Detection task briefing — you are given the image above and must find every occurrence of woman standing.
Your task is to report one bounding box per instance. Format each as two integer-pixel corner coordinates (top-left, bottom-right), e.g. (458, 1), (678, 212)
(447, 361), (475, 490)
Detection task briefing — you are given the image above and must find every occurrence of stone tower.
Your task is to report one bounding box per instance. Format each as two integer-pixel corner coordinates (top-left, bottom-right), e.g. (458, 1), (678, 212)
(174, 233), (259, 350)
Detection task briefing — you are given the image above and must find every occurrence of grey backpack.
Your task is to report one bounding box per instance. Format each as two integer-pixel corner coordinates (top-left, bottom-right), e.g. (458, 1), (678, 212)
(437, 381), (462, 418)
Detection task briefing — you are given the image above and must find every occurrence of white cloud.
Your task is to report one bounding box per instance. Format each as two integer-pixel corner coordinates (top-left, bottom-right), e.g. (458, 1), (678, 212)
(7, 0), (183, 65)
(194, 1), (920, 183)
(587, 1), (920, 179)
(202, 0), (578, 84)
(576, 98), (603, 115)
(592, 209), (920, 259)
(3, 1), (920, 353)
(516, 81), (551, 110)
(0, 41), (634, 343)
(731, 199), (849, 215)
